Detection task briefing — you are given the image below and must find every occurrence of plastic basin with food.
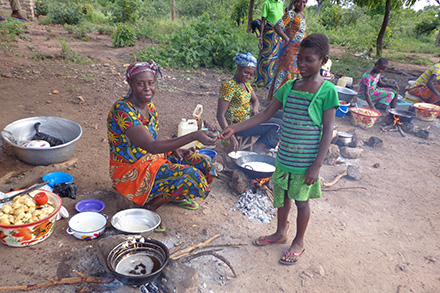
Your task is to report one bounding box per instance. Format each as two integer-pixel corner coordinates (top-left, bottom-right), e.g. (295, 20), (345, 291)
(1, 116), (82, 165)
(0, 190), (62, 247)
(67, 212), (107, 240)
(350, 107), (382, 128)
(413, 103), (440, 121)
(111, 208), (161, 237)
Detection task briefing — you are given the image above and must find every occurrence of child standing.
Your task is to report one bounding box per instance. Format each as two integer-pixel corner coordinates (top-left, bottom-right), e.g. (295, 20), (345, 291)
(219, 33), (339, 265)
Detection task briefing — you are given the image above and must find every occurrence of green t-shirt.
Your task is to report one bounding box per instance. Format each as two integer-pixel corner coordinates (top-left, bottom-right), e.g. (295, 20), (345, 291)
(261, 0), (284, 25)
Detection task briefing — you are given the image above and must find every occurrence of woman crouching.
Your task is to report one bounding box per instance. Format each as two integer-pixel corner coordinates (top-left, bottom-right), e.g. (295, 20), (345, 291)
(107, 61), (218, 231)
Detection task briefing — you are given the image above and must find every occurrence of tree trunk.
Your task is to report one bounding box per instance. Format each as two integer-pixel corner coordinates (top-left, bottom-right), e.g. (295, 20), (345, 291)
(247, 0), (255, 33)
(376, 0), (391, 56)
(317, 0), (325, 16)
(436, 30), (440, 46)
(171, 0), (175, 21)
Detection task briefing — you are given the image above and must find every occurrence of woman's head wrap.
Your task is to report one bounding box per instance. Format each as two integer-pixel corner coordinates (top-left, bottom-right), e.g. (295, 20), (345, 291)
(125, 61), (163, 83)
(233, 53), (257, 68)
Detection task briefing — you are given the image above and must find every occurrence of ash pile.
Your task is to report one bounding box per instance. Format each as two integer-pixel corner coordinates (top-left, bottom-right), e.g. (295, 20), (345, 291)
(235, 188), (275, 223)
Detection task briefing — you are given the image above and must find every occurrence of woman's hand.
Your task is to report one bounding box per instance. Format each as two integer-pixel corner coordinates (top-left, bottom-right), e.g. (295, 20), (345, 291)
(258, 38), (264, 50)
(281, 37), (290, 47)
(304, 163), (320, 186)
(173, 148), (195, 160)
(194, 130), (218, 146)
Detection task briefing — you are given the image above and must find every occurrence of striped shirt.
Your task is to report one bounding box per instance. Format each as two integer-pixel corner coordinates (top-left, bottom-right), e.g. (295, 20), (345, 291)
(278, 90), (321, 171)
(414, 63), (440, 86)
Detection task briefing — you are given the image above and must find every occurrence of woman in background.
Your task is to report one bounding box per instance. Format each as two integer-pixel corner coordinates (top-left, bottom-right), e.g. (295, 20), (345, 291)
(256, 0), (285, 88)
(407, 63), (440, 105)
(268, 0), (307, 100)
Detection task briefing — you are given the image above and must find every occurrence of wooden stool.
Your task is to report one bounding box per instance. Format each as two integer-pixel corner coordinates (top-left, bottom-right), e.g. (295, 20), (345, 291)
(236, 136), (259, 151)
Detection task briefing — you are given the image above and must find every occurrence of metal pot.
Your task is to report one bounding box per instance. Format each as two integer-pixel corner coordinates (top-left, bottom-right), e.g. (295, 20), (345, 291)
(235, 154), (276, 179)
(335, 86), (358, 103)
(67, 212), (107, 240)
(387, 108), (415, 123)
(107, 236), (169, 285)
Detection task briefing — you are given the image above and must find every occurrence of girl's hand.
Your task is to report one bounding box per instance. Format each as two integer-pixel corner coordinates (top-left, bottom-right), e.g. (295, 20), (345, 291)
(281, 37), (290, 47)
(219, 127), (235, 139)
(304, 163), (321, 186)
(258, 38), (263, 50)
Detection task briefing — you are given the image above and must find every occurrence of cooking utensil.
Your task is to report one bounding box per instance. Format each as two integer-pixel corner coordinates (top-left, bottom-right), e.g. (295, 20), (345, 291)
(0, 190), (62, 247)
(387, 108), (415, 123)
(107, 236), (169, 285)
(350, 107), (381, 128)
(228, 150), (256, 161)
(67, 212), (107, 240)
(42, 172), (74, 187)
(111, 208), (161, 237)
(1, 116), (82, 165)
(413, 102), (440, 121)
(235, 154), (276, 179)
(0, 181), (49, 204)
(75, 199), (105, 213)
(335, 86), (358, 103)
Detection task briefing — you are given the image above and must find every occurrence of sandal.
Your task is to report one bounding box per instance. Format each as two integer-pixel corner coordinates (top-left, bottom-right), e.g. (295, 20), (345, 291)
(279, 249), (305, 265)
(0, 16), (6, 22)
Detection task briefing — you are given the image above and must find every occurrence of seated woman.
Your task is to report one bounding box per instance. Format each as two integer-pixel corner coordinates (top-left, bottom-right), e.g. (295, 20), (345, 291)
(358, 58), (399, 110)
(407, 63), (440, 105)
(107, 61), (218, 231)
(217, 52), (282, 152)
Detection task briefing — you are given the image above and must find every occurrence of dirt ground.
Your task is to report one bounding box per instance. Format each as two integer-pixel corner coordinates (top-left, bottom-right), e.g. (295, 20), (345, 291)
(0, 21), (439, 293)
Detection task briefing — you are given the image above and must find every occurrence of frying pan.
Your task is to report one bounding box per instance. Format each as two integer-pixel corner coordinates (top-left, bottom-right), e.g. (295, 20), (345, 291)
(387, 108), (415, 123)
(235, 154), (276, 179)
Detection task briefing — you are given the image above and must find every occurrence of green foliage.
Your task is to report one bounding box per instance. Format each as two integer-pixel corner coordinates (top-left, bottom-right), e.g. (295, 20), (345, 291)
(133, 13), (257, 70)
(231, 0), (249, 25)
(64, 24), (91, 40)
(96, 24), (115, 35)
(35, 0), (50, 16)
(414, 11), (440, 36)
(0, 18), (26, 40)
(59, 38), (92, 63)
(111, 0), (141, 23)
(112, 23), (137, 47)
(47, 1), (84, 25)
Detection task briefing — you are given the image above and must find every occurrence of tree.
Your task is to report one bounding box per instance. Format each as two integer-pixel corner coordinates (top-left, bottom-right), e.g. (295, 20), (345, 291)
(317, 0), (326, 15)
(435, 0), (440, 46)
(247, 0), (256, 33)
(353, 0), (416, 56)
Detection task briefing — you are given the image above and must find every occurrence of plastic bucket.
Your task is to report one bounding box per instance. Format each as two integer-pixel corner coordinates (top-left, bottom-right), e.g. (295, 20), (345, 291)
(336, 102), (350, 117)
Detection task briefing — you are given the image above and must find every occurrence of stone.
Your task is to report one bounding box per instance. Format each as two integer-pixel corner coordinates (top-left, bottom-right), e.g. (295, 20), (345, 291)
(324, 144), (340, 165)
(347, 165), (362, 180)
(340, 147), (364, 159)
(349, 138), (364, 148)
(162, 260), (199, 293)
(401, 122), (415, 133)
(414, 130), (429, 139)
(373, 163), (380, 168)
(230, 169), (249, 194)
(367, 136), (383, 148)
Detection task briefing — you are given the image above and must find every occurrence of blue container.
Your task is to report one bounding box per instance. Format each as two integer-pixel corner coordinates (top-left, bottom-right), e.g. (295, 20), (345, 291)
(198, 149), (217, 160)
(336, 102), (350, 117)
(42, 172), (73, 187)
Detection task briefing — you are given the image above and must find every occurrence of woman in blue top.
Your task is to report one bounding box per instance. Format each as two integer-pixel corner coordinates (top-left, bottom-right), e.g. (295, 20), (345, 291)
(220, 34), (339, 265)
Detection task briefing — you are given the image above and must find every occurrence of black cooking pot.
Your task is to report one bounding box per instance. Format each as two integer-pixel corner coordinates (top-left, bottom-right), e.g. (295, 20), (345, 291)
(387, 108), (415, 123)
(107, 236), (169, 285)
(235, 154), (276, 179)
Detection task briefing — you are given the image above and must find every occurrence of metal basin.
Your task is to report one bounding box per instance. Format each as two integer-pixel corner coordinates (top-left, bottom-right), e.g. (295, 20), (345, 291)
(335, 86), (358, 103)
(1, 116), (82, 165)
(235, 154), (276, 179)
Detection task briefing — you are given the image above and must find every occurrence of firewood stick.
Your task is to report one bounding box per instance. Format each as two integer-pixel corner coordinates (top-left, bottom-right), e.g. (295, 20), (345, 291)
(169, 242), (185, 255)
(183, 249), (237, 278)
(397, 125), (405, 137)
(171, 234), (221, 260)
(0, 271), (113, 291)
(322, 170), (347, 187)
(261, 185), (274, 202)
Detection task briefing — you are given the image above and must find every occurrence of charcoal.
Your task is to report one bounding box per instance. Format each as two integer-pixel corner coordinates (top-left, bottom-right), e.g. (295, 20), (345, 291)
(32, 122), (64, 146)
(53, 182), (77, 199)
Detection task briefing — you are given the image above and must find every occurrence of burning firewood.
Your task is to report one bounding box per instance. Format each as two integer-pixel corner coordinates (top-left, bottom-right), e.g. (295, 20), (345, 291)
(321, 170), (347, 187)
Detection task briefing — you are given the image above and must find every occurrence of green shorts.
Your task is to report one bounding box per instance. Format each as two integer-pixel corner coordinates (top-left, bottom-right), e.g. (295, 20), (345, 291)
(271, 168), (322, 208)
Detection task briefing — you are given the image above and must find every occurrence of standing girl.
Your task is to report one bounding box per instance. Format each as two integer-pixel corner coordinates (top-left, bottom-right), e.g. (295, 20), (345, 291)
(219, 34), (339, 264)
